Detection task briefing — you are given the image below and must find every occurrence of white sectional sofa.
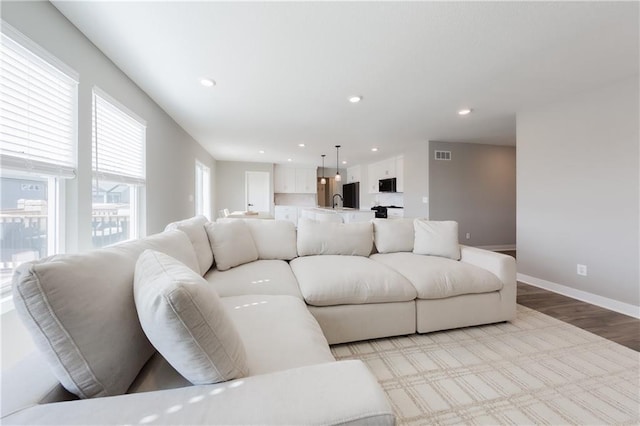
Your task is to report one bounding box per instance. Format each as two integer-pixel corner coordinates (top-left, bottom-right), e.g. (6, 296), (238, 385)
(2, 215), (516, 425)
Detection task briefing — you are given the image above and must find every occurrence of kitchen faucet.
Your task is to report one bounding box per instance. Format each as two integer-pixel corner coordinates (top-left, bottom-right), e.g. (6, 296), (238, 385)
(332, 193), (343, 208)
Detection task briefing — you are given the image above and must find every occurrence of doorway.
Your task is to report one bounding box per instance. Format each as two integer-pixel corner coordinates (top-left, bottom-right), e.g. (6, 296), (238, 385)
(245, 171), (270, 213)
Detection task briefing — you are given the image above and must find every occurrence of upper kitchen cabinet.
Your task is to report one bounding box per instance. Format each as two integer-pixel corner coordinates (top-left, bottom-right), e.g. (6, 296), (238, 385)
(367, 156), (403, 193)
(347, 165), (362, 183)
(274, 165), (317, 193)
(295, 168), (317, 193)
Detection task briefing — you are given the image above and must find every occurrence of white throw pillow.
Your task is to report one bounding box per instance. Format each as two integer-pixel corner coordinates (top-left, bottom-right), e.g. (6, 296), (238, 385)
(165, 215), (214, 275)
(297, 218), (373, 256)
(205, 221), (259, 271)
(134, 250), (248, 384)
(413, 219), (461, 260)
(11, 229), (199, 399)
(373, 218), (414, 253)
(246, 220), (297, 260)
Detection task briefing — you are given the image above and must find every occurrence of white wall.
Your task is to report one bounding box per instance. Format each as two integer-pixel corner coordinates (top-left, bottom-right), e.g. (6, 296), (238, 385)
(403, 142), (430, 218)
(1, 1), (216, 370)
(215, 161), (274, 217)
(517, 77), (639, 314)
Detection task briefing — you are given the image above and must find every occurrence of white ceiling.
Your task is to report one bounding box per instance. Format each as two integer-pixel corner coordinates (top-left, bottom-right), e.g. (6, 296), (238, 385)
(52, 1), (638, 168)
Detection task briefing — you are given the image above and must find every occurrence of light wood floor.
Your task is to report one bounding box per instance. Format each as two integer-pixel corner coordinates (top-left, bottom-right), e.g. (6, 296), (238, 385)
(500, 250), (639, 352)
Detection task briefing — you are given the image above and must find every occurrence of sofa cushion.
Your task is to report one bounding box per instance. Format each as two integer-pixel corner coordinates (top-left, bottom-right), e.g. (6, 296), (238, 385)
(370, 252), (504, 299)
(246, 220), (297, 260)
(11, 229), (199, 399)
(205, 259), (303, 299)
(134, 250), (248, 385)
(373, 218), (414, 253)
(413, 219), (461, 260)
(205, 221), (258, 271)
(221, 295), (334, 375)
(290, 255), (417, 306)
(165, 215), (213, 275)
(297, 218), (373, 257)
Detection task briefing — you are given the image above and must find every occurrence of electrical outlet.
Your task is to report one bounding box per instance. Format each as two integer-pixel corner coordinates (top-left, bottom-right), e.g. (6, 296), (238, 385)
(577, 264), (587, 276)
(465, 232), (471, 239)
(422, 197), (429, 204)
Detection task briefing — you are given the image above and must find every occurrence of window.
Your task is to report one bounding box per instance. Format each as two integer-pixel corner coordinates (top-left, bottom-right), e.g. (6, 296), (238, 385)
(0, 23), (77, 297)
(195, 160), (211, 220)
(92, 89), (146, 248)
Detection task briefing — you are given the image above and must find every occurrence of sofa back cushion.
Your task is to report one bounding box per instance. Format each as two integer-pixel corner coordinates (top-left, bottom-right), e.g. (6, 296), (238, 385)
(372, 218), (414, 253)
(11, 230), (199, 399)
(205, 221), (259, 271)
(246, 220), (297, 260)
(165, 215), (213, 275)
(297, 218), (373, 257)
(134, 250), (248, 384)
(413, 219), (461, 260)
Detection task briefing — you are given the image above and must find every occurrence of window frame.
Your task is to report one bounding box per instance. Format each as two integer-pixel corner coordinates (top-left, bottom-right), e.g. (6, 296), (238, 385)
(195, 160), (211, 220)
(0, 22), (76, 311)
(91, 87), (146, 247)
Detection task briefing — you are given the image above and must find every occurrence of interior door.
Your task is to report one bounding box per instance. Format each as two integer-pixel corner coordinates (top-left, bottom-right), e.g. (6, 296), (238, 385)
(245, 171), (270, 213)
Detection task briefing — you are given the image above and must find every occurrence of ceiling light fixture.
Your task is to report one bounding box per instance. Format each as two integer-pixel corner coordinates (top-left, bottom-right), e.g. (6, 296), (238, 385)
(320, 154), (326, 185)
(259, 150), (265, 154)
(298, 143), (305, 147)
(287, 158), (292, 162)
(371, 147), (378, 152)
(335, 145), (342, 182)
(342, 160), (347, 165)
(200, 78), (216, 87)
(458, 108), (472, 115)
(348, 96), (362, 103)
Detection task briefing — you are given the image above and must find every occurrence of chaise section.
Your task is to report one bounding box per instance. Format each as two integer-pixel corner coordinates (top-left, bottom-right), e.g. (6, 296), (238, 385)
(3, 361), (395, 426)
(221, 295), (334, 375)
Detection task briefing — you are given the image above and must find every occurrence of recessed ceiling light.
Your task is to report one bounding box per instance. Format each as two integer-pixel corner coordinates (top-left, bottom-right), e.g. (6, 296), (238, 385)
(298, 143), (305, 147)
(200, 78), (216, 87)
(371, 147), (378, 152)
(259, 150), (265, 154)
(458, 108), (472, 115)
(287, 158), (292, 162)
(342, 160), (347, 165)
(348, 96), (362, 103)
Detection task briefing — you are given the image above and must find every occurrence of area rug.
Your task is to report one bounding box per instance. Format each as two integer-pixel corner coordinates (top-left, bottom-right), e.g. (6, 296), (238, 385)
(331, 305), (639, 425)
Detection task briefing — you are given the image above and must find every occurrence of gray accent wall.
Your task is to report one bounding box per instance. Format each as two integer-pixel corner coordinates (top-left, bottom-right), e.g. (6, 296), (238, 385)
(429, 141), (516, 247)
(215, 161), (274, 217)
(517, 77), (639, 307)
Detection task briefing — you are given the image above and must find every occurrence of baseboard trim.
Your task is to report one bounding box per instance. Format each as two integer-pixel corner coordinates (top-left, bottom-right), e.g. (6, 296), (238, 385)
(477, 244), (516, 252)
(517, 273), (640, 319)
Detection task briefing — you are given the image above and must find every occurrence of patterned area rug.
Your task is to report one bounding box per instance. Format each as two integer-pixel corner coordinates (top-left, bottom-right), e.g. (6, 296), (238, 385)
(331, 305), (640, 425)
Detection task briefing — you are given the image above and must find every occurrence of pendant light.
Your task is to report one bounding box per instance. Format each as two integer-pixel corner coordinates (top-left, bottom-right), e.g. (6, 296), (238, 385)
(320, 154), (327, 185)
(334, 145), (342, 182)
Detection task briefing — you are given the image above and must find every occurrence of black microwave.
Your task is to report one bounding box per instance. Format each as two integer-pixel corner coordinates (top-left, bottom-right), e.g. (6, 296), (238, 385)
(379, 177), (397, 192)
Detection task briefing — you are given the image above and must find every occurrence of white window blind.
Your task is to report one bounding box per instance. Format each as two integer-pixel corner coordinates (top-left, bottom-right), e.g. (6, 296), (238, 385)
(92, 89), (146, 185)
(0, 23), (78, 177)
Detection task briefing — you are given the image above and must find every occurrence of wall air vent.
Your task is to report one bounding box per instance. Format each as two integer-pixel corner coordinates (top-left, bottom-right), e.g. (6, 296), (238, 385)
(434, 150), (452, 161)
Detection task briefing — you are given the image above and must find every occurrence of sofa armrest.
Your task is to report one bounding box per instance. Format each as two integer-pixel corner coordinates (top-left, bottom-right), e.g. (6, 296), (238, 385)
(460, 245), (516, 288)
(2, 360), (395, 426)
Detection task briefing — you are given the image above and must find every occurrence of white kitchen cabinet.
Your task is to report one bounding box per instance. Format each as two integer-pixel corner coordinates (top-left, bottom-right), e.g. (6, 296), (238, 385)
(274, 205), (298, 226)
(378, 158), (395, 179)
(367, 162), (380, 193)
(295, 168), (317, 193)
(347, 165), (362, 183)
(275, 166), (316, 193)
(395, 155), (404, 193)
(386, 208), (404, 219)
(274, 166), (295, 193)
